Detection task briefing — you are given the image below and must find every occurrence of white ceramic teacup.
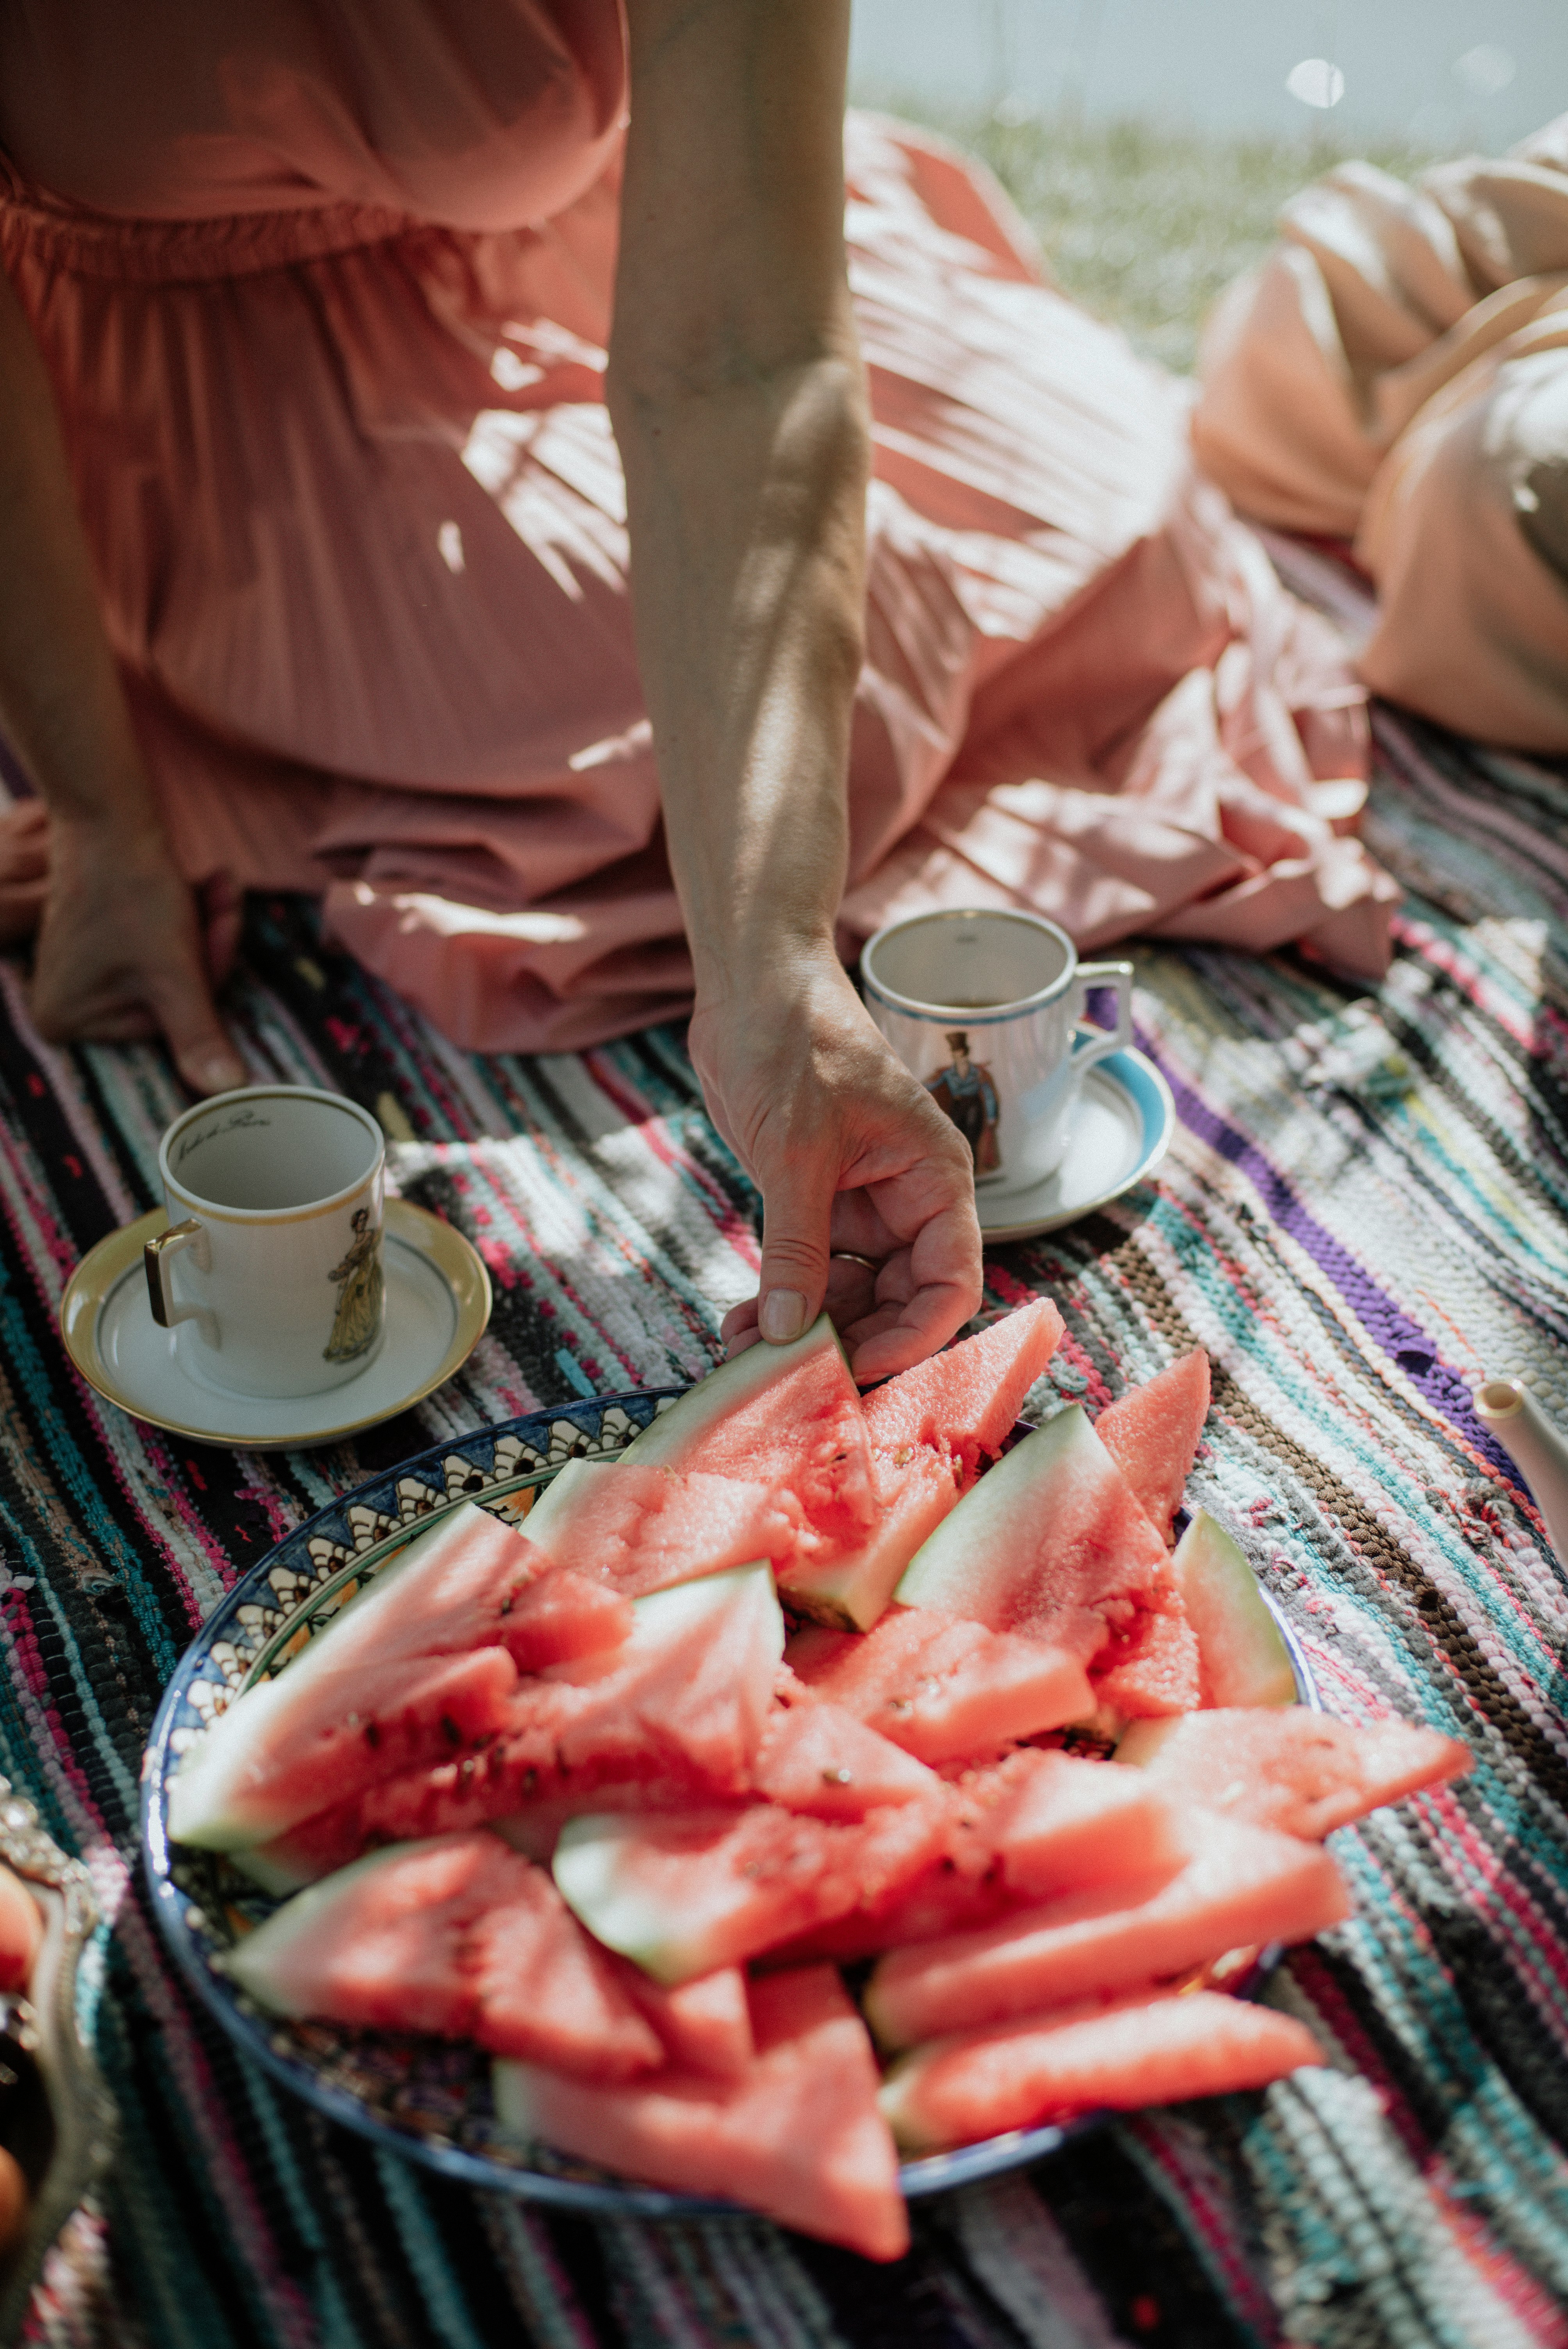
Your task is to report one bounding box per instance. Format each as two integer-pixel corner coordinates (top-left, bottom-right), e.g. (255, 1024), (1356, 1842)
(861, 909), (1134, 1191)
(144, 1087), (387, 1399)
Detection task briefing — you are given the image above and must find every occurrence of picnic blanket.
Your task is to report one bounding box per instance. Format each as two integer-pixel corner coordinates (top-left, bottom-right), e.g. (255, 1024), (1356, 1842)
(4, 658), (1568, 2346)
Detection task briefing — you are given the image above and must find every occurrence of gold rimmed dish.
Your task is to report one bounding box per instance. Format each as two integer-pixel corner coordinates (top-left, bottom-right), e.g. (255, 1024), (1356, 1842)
(59, 1199), (490, 1451)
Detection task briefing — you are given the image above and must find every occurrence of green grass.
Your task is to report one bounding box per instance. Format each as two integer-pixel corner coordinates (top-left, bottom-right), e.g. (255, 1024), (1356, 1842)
(858, 105), (1455, 374)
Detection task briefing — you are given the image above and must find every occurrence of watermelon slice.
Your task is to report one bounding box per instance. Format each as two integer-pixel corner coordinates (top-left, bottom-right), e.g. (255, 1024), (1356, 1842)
(1170, 1512), (1296, 1707)
(171, 1647), (521, 1854)
(1091, 1593), (1202, 1718)
(244, 1563), (785, 1885)
(879, 1988), (1323, 2153)
(552, 1797), (951, 1984)
(750, 1698), (943, 1818)
(494, 1967), (909, 2261)
(618, 1963), (755, 2079)
(1094, 1350), (1210, 1542)
(1116, 1707), (1472, 1837)
(777, 1443), (960, 1632)
(167, 1502), (631, 1852)
(864, 1813), (1351, 2049)
(986, 1752), (1187, 1899)
(786, 1607), (1094, 1763)
(224, 1831), (662, 2078)
(522, 1458), (804, 1594)
(895, 1407), (1167, 1659)
(619, 1314), (875, 1552)
(861, 1298), (1065, 1481)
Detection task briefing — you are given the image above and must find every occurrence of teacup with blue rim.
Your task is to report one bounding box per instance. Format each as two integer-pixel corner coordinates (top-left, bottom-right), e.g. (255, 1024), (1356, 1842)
(861, 909), (1133, 1192)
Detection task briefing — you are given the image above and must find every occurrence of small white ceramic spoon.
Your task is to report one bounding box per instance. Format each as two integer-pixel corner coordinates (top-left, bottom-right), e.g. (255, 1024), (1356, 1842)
(1474, 1378), (1568, 1568)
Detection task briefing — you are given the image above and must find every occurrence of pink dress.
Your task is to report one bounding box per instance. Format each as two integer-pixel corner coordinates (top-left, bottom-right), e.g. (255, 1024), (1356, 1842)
(0, 1), (1395, 1052)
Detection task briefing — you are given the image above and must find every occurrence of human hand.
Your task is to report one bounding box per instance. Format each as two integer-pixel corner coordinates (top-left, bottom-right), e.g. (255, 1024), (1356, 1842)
(29, 813), (247, 1095)
(692, 948), (983, 1384)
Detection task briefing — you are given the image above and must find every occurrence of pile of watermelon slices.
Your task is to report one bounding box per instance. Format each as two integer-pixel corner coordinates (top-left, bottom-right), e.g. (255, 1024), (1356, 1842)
(167, 1301), (1470, 2262)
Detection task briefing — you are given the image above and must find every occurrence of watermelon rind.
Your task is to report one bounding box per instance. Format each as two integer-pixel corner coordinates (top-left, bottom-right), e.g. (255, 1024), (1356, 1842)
(616, 1314), (851, 1467)
(520, 1456), (620, 1549)
(893, 1405), (1157, 1640)
(221, 1838), (426, 2015)
(552, 1813), (730, 1985)
(167, 1503), (502, 1850)
(1165, 1511), (1296, 1708)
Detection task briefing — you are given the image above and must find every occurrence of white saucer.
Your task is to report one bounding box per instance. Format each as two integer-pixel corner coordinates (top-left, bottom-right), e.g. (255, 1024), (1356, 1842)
(975, 1044), (1176, 1243)
(60, 1199), (491, 1450)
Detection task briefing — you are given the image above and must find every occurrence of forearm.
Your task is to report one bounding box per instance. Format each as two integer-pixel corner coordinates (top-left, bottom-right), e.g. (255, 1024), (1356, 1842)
(0, 267), (157, 832)
(610, 0), (866, 1007)
(611, 348), (868, 999)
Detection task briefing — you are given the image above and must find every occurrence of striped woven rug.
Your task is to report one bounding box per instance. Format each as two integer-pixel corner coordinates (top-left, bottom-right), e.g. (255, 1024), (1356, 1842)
(4, 697), (1568, 2349)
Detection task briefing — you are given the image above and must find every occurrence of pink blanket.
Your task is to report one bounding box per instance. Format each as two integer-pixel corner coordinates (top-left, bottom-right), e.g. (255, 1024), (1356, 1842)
(0, 0), (1393, 1048)
(1194, 113), (1568, 753)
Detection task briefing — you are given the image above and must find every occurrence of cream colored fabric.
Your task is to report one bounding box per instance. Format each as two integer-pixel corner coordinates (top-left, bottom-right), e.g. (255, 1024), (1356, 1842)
(1193, 115), (1568, 750)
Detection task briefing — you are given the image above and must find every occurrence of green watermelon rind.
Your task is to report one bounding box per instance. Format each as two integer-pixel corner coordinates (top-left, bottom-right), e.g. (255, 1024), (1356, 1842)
(1164, 1510), (1297, 1710)
(167, 1504), (495, 1851)
(220, 1838), (428, 2015)
(616, 1314), (852, 1468)
(893, 1405), (1100, 1619)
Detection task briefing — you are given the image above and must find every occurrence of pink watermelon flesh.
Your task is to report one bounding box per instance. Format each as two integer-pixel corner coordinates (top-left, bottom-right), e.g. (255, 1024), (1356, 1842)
(553, 1798), (952, 1982)
(171, 1645), (521, 1852)
(777, 1443), (960, 1631)
(301, 1506), (543, 1666)
(1094, 1351), (1210, 1543)
(251, 1568), (782, 1881)
(864, 1813), (1351, 2048)
(1091, 1593), (1203, 1717)
(750, 1698), (942, 1818)
(786, 1607), (1094, 1763)
(224, 1831), (661, 2079)
(987, 1753), (1187, 1900)
(764, 1748), (1182, 1966)
(495, 1966), (908, 2262)
(168, 1502), (634, 1852)
(631, 1321), (877, 1554)
(896, 1409), (1167, 1663)
(618, 1962), (755, 2079)
(527, 1465), (804, 1595)
(1121, 1707), (1473, 1838)
(880, 1988), (1324, 2152)
(861, 1298), (1065, 1481)
(496, 1568), (634, 1670)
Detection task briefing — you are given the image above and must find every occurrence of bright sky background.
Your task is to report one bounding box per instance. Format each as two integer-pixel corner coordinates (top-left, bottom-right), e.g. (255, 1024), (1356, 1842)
(849, 0), (1565, 148)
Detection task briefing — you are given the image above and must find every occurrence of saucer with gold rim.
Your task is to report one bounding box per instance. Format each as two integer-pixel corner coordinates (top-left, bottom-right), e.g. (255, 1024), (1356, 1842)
(59, 1198), (491, 1450)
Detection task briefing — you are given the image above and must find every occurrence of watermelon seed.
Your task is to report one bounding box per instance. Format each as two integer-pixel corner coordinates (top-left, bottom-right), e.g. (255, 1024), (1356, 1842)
(363, 1721), (381, 1750)
(821, 1768), (855, 1786)
(440, 1715), (462, 1748)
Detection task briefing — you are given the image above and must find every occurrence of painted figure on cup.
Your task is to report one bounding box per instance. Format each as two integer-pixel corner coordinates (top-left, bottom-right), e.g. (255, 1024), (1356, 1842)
(926, 1033), (1001, 1176)
(324, 1208), (385, 1364)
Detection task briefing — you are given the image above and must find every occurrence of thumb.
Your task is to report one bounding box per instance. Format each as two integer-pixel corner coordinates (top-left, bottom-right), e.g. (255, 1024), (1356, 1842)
(757, 1151), (833, 1346)
(149, 958), (247, 1098)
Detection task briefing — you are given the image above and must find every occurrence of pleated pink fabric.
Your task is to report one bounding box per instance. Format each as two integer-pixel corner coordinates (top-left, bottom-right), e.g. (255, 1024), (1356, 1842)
(0, 2), (1395, 1051)
(1193, 114), (1568, 752)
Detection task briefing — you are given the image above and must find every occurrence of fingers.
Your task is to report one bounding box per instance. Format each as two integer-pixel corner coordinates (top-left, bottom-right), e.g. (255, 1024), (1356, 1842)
(756, 1145), (836, 1344)
(201, 871), (244, 988)
(146, 958), (247, 1097)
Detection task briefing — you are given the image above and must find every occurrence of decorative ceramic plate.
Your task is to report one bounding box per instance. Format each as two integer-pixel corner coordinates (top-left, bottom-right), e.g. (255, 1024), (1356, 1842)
(142, 1391), (1320, 2217)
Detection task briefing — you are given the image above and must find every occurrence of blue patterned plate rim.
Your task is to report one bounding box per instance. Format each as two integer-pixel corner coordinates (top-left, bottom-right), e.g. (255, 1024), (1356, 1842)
(143, 1388), (1320, 2219)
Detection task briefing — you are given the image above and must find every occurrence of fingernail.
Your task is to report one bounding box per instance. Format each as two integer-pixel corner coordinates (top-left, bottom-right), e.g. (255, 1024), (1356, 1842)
(759, 1290), (807, 1344)
(193, 1050), (245, 1094)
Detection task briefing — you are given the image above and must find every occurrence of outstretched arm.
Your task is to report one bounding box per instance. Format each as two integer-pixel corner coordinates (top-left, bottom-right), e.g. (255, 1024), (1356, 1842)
(612, 0), (981, 1379)
(0, 267), (244, 1093)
